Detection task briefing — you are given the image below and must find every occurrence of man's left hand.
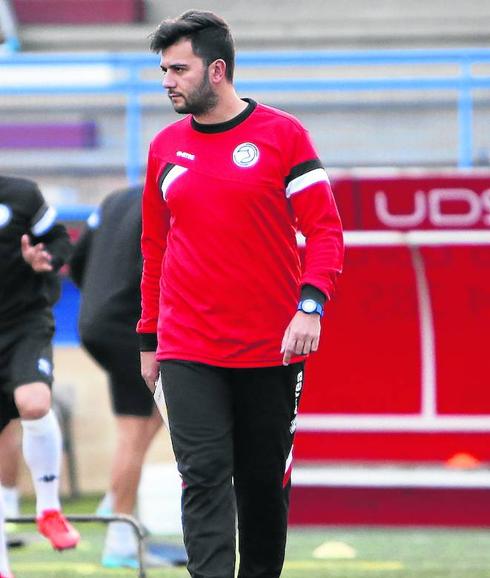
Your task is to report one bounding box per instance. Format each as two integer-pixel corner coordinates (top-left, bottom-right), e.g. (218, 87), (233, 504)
(281, 311), (321, 366)
(21, 234), (54, 272)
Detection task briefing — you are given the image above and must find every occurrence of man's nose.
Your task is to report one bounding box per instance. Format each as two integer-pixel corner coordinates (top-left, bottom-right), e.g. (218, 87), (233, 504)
(163, 72), (175, 89)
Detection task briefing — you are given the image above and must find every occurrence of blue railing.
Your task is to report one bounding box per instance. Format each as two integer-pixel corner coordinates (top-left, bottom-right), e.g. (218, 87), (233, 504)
(2, 48), (490, 180)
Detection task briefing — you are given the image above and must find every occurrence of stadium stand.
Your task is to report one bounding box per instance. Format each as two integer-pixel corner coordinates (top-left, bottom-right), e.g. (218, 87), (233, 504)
(1, 1), (489, 190)
(1, 48), (489, 199)
(9, 0), (490, 51)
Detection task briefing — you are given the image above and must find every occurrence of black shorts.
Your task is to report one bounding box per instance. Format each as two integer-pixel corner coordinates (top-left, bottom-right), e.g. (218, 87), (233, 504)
(82, 337), (154, 417)
(0, 309), (55, 426)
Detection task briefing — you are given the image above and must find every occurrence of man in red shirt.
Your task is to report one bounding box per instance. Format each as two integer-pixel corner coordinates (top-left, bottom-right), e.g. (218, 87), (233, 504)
(138, 10), (343, 578)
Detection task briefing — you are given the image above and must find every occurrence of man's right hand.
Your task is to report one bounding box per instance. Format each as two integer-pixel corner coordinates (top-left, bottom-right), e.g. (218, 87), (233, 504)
(140, 351), (159, 393)
(21, 234), (53, 272)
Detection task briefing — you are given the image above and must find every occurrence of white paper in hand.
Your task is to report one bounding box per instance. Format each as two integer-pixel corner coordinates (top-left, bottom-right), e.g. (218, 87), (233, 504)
(153, 374), (168, 428)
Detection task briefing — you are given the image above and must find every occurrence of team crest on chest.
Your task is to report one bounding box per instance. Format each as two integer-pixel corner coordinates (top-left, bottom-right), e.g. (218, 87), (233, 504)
(233, 142), (259, 168)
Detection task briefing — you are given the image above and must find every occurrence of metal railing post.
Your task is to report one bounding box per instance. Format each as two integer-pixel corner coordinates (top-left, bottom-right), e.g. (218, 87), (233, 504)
(457, 60), (474, 169)
(126, 63), (142, 185)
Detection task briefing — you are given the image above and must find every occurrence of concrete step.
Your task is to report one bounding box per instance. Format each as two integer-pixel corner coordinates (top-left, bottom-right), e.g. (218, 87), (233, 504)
(18, 19), (490, 52)
(146, 0), (490, 24)
(16, 0), (490, 52)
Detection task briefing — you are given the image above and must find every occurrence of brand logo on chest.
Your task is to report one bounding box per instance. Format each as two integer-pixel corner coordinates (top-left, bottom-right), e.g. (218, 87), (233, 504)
(176, 150), (195, 161)
(233, 142), (260, 168)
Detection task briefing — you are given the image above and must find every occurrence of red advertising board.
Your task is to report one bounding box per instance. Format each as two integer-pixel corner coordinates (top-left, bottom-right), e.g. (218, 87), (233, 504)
(332, 173), (490, 231)
(296, 173), (490, 463)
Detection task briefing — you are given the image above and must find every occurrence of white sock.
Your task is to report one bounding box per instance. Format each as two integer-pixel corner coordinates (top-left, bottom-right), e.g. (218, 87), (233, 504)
(96, 491), (114, 515)
(0, 486), (20, 519)
(0, 489), (12, 576)
(21, 410), (62, 516)
(103, 521), (138, 557)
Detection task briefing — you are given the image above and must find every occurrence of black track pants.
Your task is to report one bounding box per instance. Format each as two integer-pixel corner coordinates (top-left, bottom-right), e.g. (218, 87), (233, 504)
(160, 360), (304, 578)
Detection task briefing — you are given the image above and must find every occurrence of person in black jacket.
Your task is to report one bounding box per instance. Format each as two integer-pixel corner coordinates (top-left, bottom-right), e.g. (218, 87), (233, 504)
(0, 175), (79, 560)
(70, 185), (181, 569)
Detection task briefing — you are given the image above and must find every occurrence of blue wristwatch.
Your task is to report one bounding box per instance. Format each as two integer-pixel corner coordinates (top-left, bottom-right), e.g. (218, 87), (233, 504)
(297, 299), (324, 317)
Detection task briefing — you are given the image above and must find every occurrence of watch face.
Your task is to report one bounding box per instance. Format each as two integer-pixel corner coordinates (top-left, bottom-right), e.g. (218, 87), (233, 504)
(302, 299), (317, 313)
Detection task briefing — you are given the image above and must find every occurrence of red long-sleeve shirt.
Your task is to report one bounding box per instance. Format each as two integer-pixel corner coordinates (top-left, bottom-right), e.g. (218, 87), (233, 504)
(137, 99), (343, 367)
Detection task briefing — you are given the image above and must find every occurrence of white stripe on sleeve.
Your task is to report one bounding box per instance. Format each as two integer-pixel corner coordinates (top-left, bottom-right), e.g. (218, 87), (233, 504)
(31, 206), (57, 236)
(286, 168), (330, 199)
(87, 209), (100, 229)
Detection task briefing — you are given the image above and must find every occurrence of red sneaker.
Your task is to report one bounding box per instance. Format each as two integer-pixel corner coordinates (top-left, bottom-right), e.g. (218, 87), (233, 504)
(0, 573), (15, 578)
(37, 509), (80, 551)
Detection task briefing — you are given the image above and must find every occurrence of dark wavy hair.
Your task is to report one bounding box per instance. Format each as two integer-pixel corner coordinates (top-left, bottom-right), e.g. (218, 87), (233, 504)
(149, 10), (235, 81)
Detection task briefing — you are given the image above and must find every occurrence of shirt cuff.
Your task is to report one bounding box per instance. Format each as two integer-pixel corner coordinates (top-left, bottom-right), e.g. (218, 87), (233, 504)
(139, 332), (158, 351)
(300, 284), (327, 305)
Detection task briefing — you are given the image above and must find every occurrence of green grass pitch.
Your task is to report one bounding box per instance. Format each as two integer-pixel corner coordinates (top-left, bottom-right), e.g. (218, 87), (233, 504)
(8, 494), (490, 578)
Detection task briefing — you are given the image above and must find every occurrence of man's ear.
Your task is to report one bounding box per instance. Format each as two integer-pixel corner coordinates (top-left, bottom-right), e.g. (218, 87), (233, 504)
(209, 59), (227, 84)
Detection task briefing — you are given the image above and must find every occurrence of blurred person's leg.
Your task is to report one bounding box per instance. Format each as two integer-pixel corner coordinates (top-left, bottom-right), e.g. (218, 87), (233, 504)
(100, 354), (167, 567)
(0, 420), (21, 519)
(102, 412), (161, 565)
(110, 411), (162, 516)
(15, 384), (63, 515)
(0, 401), (16, 578)
(0, 484), (14, 578)
(9, 313), (79, 551)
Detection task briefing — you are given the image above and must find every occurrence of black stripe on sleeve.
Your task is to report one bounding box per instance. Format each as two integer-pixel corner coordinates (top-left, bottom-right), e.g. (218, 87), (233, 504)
(157, 163), (176, 194)
(31, 203), (49, 228)
(285, 159), (324, 188)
